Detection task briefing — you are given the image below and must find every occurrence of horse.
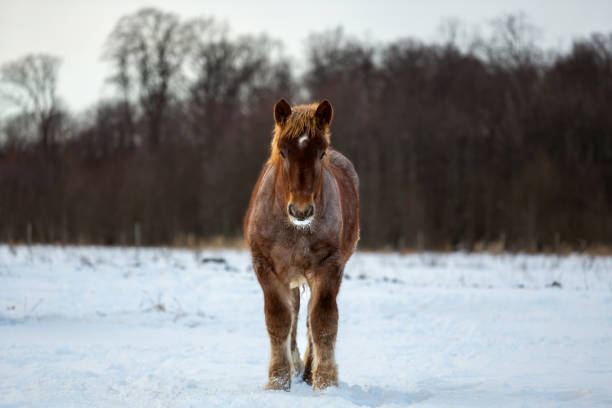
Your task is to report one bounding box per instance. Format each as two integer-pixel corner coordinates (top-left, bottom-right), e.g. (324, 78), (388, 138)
(244, 98), (360, 391)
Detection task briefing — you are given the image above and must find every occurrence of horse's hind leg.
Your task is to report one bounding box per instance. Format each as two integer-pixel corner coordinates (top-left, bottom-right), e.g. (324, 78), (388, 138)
(302, 298), (314, 385)
(290, 287), (304, 376)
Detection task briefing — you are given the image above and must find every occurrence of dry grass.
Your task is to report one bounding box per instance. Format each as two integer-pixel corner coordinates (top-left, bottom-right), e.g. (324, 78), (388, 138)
(5, 235), (612, 255)
(170, 234), (247, 250)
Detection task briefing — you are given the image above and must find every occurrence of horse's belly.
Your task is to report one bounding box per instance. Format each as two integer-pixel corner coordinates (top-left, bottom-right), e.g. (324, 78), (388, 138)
(287, 266), (307, 289)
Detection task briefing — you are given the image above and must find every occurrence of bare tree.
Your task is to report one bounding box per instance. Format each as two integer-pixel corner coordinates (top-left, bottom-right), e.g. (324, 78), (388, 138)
(103, 8), (191, 147)
(0, 54), (62, 149)
(480, 12), (543, 68)
(186, 21), (290, 143)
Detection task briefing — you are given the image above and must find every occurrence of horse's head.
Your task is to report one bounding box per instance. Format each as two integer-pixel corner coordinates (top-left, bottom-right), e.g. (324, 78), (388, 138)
(270, 98), (333, 228)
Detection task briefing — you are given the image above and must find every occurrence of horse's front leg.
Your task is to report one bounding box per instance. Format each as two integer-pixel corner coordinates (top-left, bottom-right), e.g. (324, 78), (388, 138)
(308, 260), (342, 390)
(253, 253), (293, 390)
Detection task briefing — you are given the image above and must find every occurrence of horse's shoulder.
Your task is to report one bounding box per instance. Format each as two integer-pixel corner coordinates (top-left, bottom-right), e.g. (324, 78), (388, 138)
(244, 163), (278, 244)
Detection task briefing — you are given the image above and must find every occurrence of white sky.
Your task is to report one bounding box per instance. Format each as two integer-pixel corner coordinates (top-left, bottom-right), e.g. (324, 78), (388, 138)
(1, 0), (611, 112)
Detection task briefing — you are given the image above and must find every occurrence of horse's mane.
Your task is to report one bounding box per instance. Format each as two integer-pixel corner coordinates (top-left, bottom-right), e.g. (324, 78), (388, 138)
(268, 103), (331, 164)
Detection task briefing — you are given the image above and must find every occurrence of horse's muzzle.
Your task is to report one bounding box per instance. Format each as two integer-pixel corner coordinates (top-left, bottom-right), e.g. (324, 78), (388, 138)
(288, 203), (314, 224)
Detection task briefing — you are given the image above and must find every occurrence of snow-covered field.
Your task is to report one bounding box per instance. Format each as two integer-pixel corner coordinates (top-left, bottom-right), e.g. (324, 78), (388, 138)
(1, 245), (611, 407)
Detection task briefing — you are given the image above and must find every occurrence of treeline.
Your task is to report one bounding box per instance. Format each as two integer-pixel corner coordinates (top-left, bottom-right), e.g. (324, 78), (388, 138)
(1, 9), (611, 251)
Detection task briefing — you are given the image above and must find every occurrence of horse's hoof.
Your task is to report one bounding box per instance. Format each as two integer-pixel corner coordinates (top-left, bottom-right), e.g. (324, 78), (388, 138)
(302, 371), (313, 386)
(312, 378), (338, 391)
(264, 377), (290, 391)
(312, 366), (338, 391)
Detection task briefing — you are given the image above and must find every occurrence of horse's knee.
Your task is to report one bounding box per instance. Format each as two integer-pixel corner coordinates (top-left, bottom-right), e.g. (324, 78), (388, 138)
(264, 293), (292, 344)
(309, 289), (338, 346)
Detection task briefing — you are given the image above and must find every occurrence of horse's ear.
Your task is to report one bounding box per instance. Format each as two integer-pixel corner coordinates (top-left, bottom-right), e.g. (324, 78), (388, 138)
(274, 98), (292, 126)
(315, 99), (333, 129)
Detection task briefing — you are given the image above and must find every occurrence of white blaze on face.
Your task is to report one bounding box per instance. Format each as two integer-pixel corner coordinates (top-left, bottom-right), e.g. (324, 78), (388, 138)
(298, 134), (309, 149)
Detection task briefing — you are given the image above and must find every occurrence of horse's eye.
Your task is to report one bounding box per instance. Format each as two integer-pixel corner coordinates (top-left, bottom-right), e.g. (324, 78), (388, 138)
(280, 151), (286, 159)
(320, 151), (326, 160)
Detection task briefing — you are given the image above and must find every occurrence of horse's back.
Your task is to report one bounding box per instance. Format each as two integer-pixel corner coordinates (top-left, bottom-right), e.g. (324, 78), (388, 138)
(327, 149), (360, 259)
(329, 150), (359, 192)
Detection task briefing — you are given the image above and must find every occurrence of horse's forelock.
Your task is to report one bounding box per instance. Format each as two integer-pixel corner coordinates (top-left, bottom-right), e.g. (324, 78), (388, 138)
(268, 103), (330, 163)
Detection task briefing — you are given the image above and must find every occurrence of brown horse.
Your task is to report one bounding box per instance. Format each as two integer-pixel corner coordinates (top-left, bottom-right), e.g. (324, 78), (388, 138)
(244, 99), (360, 391)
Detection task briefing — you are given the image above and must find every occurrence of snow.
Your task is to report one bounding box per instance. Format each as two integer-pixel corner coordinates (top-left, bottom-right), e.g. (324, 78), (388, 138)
(1, 245), (612, 407)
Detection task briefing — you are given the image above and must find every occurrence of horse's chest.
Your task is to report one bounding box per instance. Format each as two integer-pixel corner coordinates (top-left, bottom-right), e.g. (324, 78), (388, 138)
(271, 237), (316, 287)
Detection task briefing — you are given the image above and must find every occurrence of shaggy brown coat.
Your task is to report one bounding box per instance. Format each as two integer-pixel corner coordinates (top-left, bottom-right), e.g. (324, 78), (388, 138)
(244, 99), (360, 391)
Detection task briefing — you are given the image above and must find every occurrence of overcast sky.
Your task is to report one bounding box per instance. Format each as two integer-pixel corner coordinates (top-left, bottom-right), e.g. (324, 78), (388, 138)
(1, 0), (611, 111)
